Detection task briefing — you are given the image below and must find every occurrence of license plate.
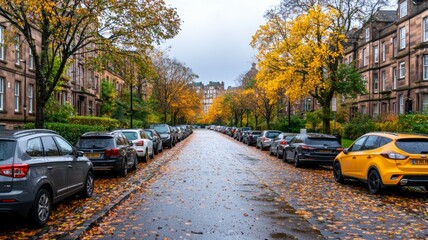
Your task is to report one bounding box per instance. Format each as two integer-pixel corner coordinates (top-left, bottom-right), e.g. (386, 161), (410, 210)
(85, 153), (101, 158)
(412, 159), (428, 165)
(318, 149), (331, 153)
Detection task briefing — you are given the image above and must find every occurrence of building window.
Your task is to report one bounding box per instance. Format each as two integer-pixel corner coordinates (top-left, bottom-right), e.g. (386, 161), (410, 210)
(382, 70), (386, 91)
(15, 35), (21, 65)
(29, 48), (34, 70)
(381, 42), (386, 62)
(393, 67), (397, 89)
(0, 77), (4, 111)
(29, 84), (34, 113)
(399, 27), (406, 50)
(373, 103), (379, 117)
(349, 55), (352, 63)
(365, 28), (370, 42)
(399, 0), (407, 18)
(374, 46), (379, 63)
(423, 94), (428, 112)
(373, 74), (378, 93)
(399, 62), (405, 79)
(0, 26), (4, 61)
(399, 95), (404, 114)
(363, 48), (367, 66)
(424, 55), (428, 80)
(361, 105), (367, 114)
(393, 37), (397, 57)
(14, 81), (20, 112)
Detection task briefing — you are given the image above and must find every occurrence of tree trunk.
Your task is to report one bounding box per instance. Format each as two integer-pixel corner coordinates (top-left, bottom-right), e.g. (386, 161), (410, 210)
(255, 115), (258, 130)
(321, 103), (331, 134)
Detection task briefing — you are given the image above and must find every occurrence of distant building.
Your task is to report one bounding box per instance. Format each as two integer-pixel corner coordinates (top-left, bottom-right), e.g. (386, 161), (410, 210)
(193, 81), (225, 114)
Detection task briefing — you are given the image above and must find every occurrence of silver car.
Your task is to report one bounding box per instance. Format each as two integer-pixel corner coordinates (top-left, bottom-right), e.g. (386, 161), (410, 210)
(113, 129), (154, 162)
(0, 129), (94, 227)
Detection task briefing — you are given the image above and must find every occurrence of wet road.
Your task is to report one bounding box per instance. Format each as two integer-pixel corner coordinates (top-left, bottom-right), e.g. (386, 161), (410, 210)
(85, 129), (428, 240)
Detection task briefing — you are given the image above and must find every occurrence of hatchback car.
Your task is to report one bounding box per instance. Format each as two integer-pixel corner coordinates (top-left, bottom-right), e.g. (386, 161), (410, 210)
(113, 129), (154, 162)
(333, 132), (428, 194)
(256, 130), (282, 150)
(243, 131), (262, 146)
(144, 129), (163, 155)
(283, 133), (343, 167)
(76, 132), (137, 176)
(0, 129), (94, 227)
(269, 133), (297, 158)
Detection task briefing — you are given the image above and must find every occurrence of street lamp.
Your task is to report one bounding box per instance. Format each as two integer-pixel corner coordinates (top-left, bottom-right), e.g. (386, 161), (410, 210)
(20, 59), (27, 125)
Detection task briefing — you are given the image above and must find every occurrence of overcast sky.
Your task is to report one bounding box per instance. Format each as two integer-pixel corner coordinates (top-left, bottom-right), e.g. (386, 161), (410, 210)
(161, 0), (280, 88)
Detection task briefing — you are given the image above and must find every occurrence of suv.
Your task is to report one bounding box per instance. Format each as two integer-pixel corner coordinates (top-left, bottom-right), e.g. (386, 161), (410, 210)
(334, 132), (428, 194)
(76, 132), (137, 176)
(150, 124), (175, 148)
(112, 129), (154, 162)
(0, 129), (94, 227)
(256, 130), (282, 150)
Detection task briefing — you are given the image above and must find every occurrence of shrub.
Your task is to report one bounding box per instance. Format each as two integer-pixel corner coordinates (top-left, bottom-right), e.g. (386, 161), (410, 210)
(271, 116), (306, 133)
(342, 114), (376, 140)
(45, 99), (76, 123)
(68, 116), (120, 130)
(397, 114), (428, 134)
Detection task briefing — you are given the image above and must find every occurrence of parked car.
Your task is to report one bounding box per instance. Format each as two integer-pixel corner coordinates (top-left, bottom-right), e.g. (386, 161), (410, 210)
(0, 129), (94, 227)
(150, 124), (175, 148)
(113, 129), (154, 161)
(283, 133), (343, 168)
(144, 129), (163, 154)
(333, 132), (428, 194)
(235, 127), (251, 141)
(269, 133), (297, 158)
(256, 130), (282, 150)
(76, 131), (137, 176)
(243, 131), (262, 146)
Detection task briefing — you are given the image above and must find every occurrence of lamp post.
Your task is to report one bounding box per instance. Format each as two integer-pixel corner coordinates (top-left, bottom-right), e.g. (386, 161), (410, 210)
(20, 59), (27, 125)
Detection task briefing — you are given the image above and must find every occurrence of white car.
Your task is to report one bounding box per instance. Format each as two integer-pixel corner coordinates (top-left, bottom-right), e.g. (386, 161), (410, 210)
(113, 129), (154, 162)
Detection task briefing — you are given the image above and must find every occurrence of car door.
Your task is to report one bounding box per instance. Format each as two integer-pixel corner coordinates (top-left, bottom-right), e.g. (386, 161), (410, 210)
(54, 136), (84, 193)
(41, 136), (68, 200)
(140, 131), (153, 155)
(354, 135), (379, 179)
(340, 136), (367, 176)
(285, 136), (299, 161)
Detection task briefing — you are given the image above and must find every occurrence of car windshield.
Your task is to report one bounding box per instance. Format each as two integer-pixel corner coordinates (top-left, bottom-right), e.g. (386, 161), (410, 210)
(266, 132), (281, 138)
(396, 139), (428, 154)
(285, 135), (295, 141)
(122, 132), (138, 141)
(306, 138), (341, 147)
(153, 126), (169, 134)
(0, 140), (16, 161)
(77, 137), (113, 149)
(144, 131), (153, 137)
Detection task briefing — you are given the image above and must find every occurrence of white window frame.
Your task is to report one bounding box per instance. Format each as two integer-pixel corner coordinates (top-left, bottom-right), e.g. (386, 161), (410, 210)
(393, 67), (397, 89)
(0, 77), (4, 111)
(373, 74), (379, 93)
(29, 84), (33, 113)
(373, 103), (379, 117)
(29, 48), (34, 70)
(374, 46), (379, 63)
(15, 35), (20, 65)
(0, 26), (4, 61)
(14, 81), (20, 112)
(393, 37), (397, 57)
(399, 95), (404, 114)
(363, 48), (367, 66)
(399, 62), (405, 79)
(381, 42), (386, 62)
(424, 18), (428, 42)
(361, 105), (367, 115)
(365, 28), (370, 42)
(382, 71), (386, 91)
(424, 55), (428, 80)
(349, 55), (352, 63)
(400, 27), (406, 50)
(400, 0), (407, 18)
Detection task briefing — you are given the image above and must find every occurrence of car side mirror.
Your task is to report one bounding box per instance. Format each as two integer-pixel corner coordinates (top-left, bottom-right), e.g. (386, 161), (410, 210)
(76, 150), (84, 157)
(343, 148), (349, 154)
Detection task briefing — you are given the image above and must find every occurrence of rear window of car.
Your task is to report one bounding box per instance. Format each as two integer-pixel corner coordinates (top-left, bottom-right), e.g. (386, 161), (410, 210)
(395, 139), (428, 154)
(122, 132), (138, 141)
(285, 135), (295, 141)
(266, 132), (281, 138)
(0, 140), (16, 161)
(251, 131), (261, 135)
(144, 130), (153, 138)
(77, 137), (113, 149)
(306, 138), (341, 147)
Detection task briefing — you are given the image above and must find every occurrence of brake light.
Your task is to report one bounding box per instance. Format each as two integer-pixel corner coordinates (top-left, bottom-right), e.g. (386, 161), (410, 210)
(105, 148), (120, 157)
(263, 137), (269, 142)
(380, 152), (408, 160)
(279, 140), (286, 145)
(136, 140), (144, 146)
(301, 145), (316, 150)
(336, 147), (344, 151)
(0, 164), (29, 178)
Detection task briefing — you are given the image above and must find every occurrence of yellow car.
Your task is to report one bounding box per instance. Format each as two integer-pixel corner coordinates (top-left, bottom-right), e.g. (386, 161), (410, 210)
(333, 132), (428, 194)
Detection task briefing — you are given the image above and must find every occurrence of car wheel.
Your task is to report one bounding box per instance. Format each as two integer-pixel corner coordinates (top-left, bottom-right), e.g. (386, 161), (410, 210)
(81, 171), (94, 198)
(368, 169), (383, 194)
(269, 147), (273, 155)
(294, 154), (301, 168)
(276, 148), (281, 159)
(120, 160), (128, 177)
(333, 162), (344, 183)
(143, 150), (149, 162)
(282, 151), (288, 163)
(169, 141), (173, 148)
(31, 188), (51, 227)
(132, 156), (138, 171)
(154, 145), (159, 155)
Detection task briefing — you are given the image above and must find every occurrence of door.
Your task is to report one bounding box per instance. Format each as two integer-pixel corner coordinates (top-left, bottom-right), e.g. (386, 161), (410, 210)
(354, 136), (379, 179)
(340, 136), (367, 176)
(55, 136), (84, 193)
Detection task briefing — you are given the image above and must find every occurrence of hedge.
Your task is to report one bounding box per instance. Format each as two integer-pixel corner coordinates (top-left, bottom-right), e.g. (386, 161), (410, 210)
(68, 116), (120, 130)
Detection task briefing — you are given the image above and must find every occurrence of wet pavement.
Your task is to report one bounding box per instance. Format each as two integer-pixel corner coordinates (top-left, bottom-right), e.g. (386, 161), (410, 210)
(83, 129), (428, 240)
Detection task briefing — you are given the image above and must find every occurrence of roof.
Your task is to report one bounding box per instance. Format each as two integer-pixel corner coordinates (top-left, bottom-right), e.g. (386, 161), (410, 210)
(372, 10), (396, 23)
(363, 132), (428, 139)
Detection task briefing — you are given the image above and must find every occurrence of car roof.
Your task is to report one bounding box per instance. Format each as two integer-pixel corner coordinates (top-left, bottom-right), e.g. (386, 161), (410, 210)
(362, 132), (428, 139)
(81, 131), (116, 137)
(303, 133), (337, 138)
(0, 129), (58, 140)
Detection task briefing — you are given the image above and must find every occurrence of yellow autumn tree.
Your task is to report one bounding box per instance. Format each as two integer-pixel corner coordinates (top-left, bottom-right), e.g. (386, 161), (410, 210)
(252, 5), (365, 133)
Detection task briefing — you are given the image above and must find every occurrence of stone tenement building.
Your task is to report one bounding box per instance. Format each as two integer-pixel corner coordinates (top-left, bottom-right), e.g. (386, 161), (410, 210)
(345, 0), (428, 118)
(194, 81), (225, 114)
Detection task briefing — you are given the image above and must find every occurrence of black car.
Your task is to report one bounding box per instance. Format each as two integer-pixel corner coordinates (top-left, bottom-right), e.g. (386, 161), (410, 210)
(76, 131), (138, 176)
(269, 133), (297, 158)
(243, 131), (262, 146)
(0, 129), (94, 227)
(150, 124), (175, 148)
(283, 133), (343, 168)
(144, 129), (163, 154)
